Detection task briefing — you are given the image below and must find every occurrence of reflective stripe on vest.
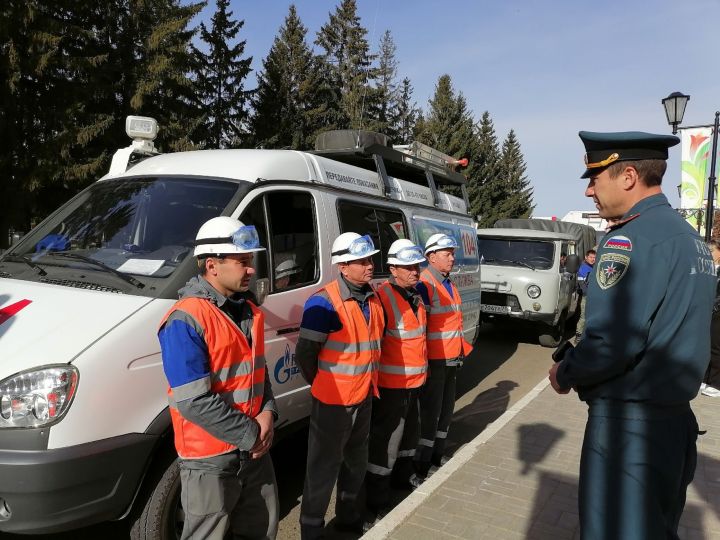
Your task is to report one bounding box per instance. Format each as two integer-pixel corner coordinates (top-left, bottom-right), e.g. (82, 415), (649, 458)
(160, 297), (265, 460)
(376, 281), (427, 389)
(311, 280), (384, 405)
(421, 269), (473, 361)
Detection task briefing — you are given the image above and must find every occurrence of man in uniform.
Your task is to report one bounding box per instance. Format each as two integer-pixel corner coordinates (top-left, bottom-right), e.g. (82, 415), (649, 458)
(296, 232), (384, 539)
(574, 249), (596, 343)
(365, 239), (427, 525)
(414, 233), (473, 480)
(549, 131), (715, 539)
(158, 216), (279, 540)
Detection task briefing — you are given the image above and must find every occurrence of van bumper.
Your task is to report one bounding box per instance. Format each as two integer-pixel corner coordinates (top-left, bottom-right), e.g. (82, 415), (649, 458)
(0, 432), (157, 534)
(483, 310), (556, 325)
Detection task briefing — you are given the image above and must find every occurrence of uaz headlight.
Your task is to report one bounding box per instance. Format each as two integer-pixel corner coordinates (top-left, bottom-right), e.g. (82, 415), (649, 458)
(527, 285), (541, 299)
(0, 365), (79, 428)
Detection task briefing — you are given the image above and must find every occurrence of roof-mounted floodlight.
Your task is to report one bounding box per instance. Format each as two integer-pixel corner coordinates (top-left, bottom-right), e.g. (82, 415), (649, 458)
(126, 115), (158, 141)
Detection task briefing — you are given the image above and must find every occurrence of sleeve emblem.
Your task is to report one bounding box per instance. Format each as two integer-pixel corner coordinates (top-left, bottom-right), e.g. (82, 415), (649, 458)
(603, 235), (633, 251)
(596, 252), (630, 289)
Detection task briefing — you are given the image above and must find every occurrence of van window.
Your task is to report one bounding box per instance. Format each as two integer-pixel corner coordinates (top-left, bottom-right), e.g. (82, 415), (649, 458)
(240, 191), (319, 293)
(337, 201), (407, 275)
(477, 237), (555, 270)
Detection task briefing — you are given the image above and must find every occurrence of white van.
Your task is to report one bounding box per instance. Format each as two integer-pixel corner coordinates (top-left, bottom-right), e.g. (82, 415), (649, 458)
(477, 227), (581, 347)
(0, 120), (481, 538)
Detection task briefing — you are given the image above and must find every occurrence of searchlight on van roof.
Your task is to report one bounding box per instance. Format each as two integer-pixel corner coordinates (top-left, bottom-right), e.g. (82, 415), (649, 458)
(125, 116), (158, 141)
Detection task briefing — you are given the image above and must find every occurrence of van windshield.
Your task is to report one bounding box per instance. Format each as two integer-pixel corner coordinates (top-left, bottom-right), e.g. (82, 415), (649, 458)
(1, 176), (240, 293)
(477, 237), (555, 270)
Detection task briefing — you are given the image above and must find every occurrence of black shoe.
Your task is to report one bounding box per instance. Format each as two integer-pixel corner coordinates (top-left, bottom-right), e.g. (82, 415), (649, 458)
(431, 454), (450, 467)
(333, 519), (364, 534)
(408, 473), (425, 490)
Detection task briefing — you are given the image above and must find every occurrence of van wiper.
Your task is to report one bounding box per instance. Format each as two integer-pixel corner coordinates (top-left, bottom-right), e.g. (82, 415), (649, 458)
(4, 254), (48, 276)
(483, 257), (536, 271)
(47, 252), (145, 289)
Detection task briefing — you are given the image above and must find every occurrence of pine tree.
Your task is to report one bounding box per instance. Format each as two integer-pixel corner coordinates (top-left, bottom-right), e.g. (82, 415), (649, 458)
(470, 111), (504, 226)
(497, 129), (535, 218)
(191, 0), (252, 149)
(393, 77), (420, 144)
(365, 30), (400, 138)
(415, 75), (478, 198)
(250, 5), (315, 149)
(315, 0), (375, 130)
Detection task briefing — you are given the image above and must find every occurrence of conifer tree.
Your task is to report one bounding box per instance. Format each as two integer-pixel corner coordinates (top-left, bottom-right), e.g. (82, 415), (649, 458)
(497, 129), (535, 218)
(415, 75), (478, 199)
(315, 0), (375, 130)
(191, 0), (252, 149)
(365, 30), (400, 138)
(250, 5), (314, 149)
(393, 77), (420, 144)
(469, 111), (504, 226)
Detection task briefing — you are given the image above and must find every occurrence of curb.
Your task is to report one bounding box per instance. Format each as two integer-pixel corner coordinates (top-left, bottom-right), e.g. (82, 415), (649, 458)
(361, 376), (551, 539)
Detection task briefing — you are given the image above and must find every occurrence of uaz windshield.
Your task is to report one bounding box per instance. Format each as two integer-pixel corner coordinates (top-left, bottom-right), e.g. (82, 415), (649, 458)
(478, 237), (555, 270)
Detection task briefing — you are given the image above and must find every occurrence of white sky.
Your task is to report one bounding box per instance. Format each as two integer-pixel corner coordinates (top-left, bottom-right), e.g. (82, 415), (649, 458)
(200, 0), (720, 217)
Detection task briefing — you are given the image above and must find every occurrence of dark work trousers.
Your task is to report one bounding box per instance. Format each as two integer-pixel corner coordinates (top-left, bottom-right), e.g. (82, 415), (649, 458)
(365, 386), (420, 512)
(705, 311), (720, 388)
(179, 451), (278, 540)
(579, 401), (699, 540)
(414, 361), (458, 477)
(300, 394), (372, 539)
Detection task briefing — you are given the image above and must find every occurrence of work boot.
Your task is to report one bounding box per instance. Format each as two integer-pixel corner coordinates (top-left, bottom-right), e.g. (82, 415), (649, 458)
(431, 454), (450, 467)
(408, 473), (425, 490)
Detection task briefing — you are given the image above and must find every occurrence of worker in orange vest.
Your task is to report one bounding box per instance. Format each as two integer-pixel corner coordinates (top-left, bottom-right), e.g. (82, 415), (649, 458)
(414, 233), (473, 479)
(296, 232), (384, 539)
(364, 239), (428, 527)
(158, 217), (278, 540)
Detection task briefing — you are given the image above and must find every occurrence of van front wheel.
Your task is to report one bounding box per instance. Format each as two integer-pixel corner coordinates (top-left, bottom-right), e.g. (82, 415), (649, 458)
(129, 451), (183, 540)
(538, 312), (566, 348)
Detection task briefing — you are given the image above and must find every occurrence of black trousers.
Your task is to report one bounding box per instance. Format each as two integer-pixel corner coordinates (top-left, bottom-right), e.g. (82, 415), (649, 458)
(706, 310), (720, 388)
(414, 361), (457, 476)
(300, 395), (371, 539)
(365, 386), (420, 511)
(579, 401), (698, 540)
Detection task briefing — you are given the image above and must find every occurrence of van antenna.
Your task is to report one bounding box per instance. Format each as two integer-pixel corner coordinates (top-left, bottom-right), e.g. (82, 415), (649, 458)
(356, 0), (381, 146)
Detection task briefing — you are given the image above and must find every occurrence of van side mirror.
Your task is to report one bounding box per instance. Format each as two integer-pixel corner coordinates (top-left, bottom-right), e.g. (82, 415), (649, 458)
(254, 278), (270, 306)
(249, 250), (269, 305)
(564, 254), (580, 274)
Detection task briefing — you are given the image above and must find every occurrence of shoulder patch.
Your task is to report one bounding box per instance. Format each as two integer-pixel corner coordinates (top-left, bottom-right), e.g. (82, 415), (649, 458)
(596, 252), (630, 289)
(604, 235), (633, 251)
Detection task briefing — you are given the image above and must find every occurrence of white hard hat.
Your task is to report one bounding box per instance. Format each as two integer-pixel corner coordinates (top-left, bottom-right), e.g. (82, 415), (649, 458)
(194, 216), (265, 257)
(275, 259), (301, 279)
(331, 232), (379, 264)
(424, 233), (458, 255)
(387, 239), (425, 266)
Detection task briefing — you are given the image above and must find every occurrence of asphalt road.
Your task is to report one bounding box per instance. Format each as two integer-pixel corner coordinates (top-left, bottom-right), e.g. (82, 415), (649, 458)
(8, 322), (554, 540)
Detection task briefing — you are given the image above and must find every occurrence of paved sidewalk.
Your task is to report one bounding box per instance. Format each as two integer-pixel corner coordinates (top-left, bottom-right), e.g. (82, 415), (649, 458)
(364, 378), (720, 540)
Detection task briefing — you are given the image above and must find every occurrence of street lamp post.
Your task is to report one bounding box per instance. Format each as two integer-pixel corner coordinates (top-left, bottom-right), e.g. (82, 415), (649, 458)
(662, 91), (720, 242)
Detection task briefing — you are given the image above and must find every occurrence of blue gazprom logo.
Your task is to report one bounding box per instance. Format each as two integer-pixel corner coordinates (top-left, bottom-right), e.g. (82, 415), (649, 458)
(274, 344), (300, 384)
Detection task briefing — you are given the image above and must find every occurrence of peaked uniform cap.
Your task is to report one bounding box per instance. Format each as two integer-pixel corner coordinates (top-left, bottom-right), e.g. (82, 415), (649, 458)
(579, 131), (680, 179)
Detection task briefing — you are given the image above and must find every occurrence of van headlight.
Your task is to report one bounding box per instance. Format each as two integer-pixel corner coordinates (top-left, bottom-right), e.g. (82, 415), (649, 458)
(527, 285), (541, 299)
(0, 366), (79, 428)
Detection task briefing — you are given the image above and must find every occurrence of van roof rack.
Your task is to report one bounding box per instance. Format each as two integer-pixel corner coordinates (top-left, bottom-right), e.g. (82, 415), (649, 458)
(312, 130), (470, 212)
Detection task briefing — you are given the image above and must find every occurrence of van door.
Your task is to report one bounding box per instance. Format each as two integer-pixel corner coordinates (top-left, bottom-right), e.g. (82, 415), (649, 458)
(237, 187), (324, 429)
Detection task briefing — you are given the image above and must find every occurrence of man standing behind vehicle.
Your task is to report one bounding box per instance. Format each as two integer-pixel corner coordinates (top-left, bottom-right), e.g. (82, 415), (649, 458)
(365, 239), (428, 526)
(414, 233), (473, 480)
(296, 232), (384, 539)
(549, 131), (714, 539)
(158, 217), (278, 540)
(574, 249), (596, 343)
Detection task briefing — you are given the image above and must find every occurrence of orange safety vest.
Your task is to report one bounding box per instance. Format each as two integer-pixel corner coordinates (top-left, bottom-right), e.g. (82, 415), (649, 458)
(421, 268), (473, 361)
(376, 281), (427, 389)
(160, 297), (265, 459)
(311, 280), (384, 405)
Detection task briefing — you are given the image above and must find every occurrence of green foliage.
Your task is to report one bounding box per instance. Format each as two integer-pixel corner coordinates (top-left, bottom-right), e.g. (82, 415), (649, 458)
(250, 5), (317, 149)
(191, 0), (252, 149)
(315, 0), (375, 130)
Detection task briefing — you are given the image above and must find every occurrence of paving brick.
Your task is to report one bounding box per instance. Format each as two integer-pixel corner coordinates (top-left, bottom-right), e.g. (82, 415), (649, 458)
(381, 386), (720, 540)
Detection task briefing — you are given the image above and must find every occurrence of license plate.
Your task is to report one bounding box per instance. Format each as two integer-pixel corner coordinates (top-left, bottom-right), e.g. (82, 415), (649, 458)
(481, 304), (511, 314)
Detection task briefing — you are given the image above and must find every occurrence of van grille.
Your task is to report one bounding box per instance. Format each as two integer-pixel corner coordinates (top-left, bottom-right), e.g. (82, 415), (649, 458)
(40, 278), (122, 294)
(482, 292), (508, 306)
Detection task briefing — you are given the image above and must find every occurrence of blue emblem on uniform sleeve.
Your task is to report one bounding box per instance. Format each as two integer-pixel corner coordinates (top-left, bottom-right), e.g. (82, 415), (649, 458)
(596, 252), (630, 289)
